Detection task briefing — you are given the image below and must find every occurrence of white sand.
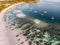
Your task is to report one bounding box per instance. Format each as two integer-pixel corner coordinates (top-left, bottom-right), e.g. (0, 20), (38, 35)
(0, 2), (33, 45)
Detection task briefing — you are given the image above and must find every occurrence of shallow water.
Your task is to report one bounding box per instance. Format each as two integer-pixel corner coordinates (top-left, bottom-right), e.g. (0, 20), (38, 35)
(13, 2), (60, 24)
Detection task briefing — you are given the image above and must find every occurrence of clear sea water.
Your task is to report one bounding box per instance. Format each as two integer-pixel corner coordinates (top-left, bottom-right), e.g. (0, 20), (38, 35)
(15, 2), (60, 23)
(9, 1), (60, 24)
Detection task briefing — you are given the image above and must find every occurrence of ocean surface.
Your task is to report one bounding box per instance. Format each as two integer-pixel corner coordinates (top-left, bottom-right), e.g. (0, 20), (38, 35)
(7, 1), (60, 24)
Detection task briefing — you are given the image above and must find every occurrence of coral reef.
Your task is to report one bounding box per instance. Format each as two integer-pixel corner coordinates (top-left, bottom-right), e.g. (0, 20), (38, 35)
(4, 13), (60, 45)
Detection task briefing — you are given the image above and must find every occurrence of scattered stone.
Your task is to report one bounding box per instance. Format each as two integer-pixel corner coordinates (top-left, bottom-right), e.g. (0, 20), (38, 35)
(5, 26), (8, 28)
(16, 35), (19, 37)
(28, 41), (32, 45)
(41, 13), (44, 16)
(51, 17), (55, 20)
(34, 11), (37, 13)
(44, 11), (47, 14)
(21, 42), (24, 44)
(17, 38), (20, 41)
(11, 28), (14, 30)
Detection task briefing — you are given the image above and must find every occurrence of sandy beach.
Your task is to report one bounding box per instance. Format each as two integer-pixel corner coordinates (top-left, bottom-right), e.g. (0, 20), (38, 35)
(0, 2), (31, 45)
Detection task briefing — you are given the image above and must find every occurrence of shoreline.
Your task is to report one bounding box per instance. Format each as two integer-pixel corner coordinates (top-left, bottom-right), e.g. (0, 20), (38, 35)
(0, 2), (27, 45)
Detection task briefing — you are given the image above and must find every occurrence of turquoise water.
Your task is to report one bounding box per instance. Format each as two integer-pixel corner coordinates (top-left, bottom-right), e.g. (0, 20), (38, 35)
(15, 2), (60, 24)
(6, 1), (60, 24)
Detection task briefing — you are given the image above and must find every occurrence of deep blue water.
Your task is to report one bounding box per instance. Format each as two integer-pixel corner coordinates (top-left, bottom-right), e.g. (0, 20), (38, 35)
(11, 2), (60, 24)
